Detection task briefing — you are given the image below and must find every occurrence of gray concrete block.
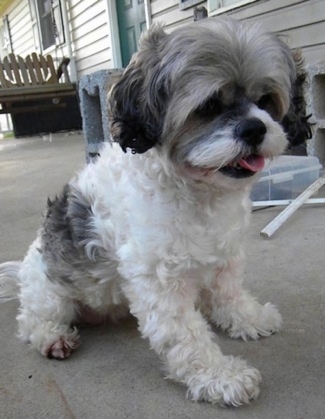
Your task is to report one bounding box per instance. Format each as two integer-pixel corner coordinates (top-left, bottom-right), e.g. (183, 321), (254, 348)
(79, 69), (122, 162)
(305, 61), (325, 164)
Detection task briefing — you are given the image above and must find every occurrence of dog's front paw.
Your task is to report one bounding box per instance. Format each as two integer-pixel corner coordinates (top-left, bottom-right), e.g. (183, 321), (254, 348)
(187, 356), (261, 406)
(229, 302), (282, 341)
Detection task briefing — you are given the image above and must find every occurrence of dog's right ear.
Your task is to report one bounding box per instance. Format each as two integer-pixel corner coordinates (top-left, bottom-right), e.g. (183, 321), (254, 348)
(108, 25), (168, 154)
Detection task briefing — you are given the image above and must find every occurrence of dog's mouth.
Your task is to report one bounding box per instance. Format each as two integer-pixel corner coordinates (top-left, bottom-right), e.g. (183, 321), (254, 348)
(219, 154), (265, 178)
(186, 154), (265, 179)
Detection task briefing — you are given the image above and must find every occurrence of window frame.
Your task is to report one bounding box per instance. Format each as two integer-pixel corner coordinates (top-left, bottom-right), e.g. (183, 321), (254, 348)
(32, 0), (65, 53)
(208, 0), (258, 15)
(179, 0), (206, 11)
(0, 15), (12, 58)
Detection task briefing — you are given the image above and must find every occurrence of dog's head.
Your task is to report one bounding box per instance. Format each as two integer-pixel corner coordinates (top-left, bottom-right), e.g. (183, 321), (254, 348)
(109, 18), (298, 187)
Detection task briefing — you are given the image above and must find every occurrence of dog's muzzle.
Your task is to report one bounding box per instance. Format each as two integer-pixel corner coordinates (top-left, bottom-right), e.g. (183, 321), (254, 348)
(218, 118), (266, 179)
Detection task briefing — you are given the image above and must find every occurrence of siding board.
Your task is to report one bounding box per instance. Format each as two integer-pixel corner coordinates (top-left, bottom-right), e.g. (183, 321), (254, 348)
(281, 22), (325, 50)
(74, 34), (109, 57)
(69, 0), (103, 20)
(71, 13), (108, 41)
(6, 0), (34, 56)
(302, 44), (325, 63)
(152, 6), (194, 28)
(151, 0), (179, 15)
(70, 5), (105, 30)
(242, 1), (325, 32)
(221, 0), (305, 19)
(219, 0), (325, 63)
(76, 49), (112, 74)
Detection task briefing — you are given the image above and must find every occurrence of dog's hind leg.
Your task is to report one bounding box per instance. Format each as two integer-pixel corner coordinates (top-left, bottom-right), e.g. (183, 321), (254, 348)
(18, 309), (80, 359)
(16, 239), (80, 359)
(17, 292), (80, 359)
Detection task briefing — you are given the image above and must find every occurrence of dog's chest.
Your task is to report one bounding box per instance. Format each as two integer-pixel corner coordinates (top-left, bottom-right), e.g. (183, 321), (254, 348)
(79, 150), (251, 268)
(174, 195), (249, 263)
(118, 183), (250, 267)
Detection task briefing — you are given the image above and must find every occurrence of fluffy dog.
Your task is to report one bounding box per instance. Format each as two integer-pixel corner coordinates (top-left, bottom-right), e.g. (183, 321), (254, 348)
(0, 18), (304, 406)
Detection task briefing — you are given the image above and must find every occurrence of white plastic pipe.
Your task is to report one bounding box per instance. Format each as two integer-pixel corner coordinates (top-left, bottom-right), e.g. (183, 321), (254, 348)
(260, 175), (325, 238)
(253, 198), (325, 207)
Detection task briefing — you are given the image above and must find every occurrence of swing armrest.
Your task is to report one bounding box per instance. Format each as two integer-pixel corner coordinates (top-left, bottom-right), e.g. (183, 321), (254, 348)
(57, 57), (71, 83)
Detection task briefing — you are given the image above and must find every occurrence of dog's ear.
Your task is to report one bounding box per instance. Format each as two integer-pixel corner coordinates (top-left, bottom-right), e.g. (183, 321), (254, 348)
(108, 25), (168, 154)
(281, 50), (312, 148)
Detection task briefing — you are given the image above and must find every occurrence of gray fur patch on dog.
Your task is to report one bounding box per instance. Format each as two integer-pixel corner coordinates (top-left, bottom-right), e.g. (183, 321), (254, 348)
(41, 184), (101, 285)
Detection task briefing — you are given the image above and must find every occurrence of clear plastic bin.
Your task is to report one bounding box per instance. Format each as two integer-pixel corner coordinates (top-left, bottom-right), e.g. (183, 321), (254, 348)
(251, 156), (322, 201)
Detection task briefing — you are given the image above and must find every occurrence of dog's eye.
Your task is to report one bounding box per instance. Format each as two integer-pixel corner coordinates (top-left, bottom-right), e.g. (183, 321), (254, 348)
(195, 95), (223, 118)
(256, 94), (279, 120)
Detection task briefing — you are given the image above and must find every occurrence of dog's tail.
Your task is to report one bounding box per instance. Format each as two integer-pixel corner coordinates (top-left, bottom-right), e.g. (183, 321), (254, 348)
(0, 261), (22, 301)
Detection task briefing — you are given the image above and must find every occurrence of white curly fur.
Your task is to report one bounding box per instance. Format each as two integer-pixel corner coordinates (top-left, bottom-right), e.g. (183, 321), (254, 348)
(2, 141), (283, 404)
(0, 17), (294, 406)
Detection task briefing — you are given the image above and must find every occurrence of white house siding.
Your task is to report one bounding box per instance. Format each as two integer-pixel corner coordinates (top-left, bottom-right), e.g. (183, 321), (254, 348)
(216, 0), (325, 64)
(69, 0), (112, 77)
(151, 0), (207, 31)
(0, 0), (34, 58)
(150, 0), (324, 65)
(0, 0), (34, 132)
(0, 0), (113, 79)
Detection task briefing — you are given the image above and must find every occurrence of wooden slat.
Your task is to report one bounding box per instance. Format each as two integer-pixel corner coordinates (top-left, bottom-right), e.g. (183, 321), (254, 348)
(8, 53), (22, 86)
(0, 90), (76, 101)
(24, 55), (37, 85)
(46, 55), (59, 84)
(0, 103), (67, 114)
(31, 52), (44, 84)
(0, 90), (77, 103)
(0, 83), (75, 96)
(17, 55), (31, 86)
(0, 61), (10, 88)
(2, 56), (14, 83)
(39, 54), (49, 81)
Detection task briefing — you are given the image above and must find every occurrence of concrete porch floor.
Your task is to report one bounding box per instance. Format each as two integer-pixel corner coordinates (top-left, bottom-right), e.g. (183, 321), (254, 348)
(0, 133), (324, 419)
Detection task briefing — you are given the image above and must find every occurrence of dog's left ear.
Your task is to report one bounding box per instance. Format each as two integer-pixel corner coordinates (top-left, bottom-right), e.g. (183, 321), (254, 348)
(281, 50), (312, 148)
(108, 25), (168, 154)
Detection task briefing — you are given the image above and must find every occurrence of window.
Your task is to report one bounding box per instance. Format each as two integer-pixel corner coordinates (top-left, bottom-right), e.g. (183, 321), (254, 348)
(0, 15), (12, 58)
(32, 0), (65, 51)
(37, 0), (55, 49)
(208, 0), (257, 15)
(179, 0), (205, 11)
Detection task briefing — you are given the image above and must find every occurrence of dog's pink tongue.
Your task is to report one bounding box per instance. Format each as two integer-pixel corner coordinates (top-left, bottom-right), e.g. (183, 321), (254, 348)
(238, 155), (265, 172)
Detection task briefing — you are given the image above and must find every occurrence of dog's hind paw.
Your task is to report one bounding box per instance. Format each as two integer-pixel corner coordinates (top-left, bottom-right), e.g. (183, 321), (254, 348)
(41, 329), (80, 360)
(46, 337), (79, 359)
(187, 356), (261, 406)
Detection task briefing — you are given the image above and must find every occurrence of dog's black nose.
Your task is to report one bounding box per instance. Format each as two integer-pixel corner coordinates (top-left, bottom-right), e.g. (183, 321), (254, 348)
(236, 118), (266, 146)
